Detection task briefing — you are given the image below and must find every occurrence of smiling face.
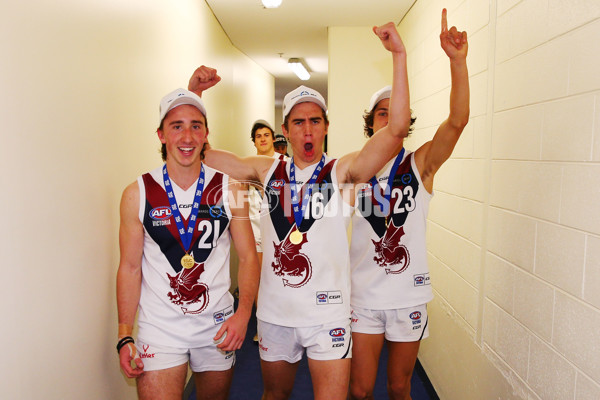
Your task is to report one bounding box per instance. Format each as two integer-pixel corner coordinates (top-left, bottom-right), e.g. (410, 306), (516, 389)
(253, 127), (275, 156)
(282, 102), (328, 168)
(157, 104), (208, 169)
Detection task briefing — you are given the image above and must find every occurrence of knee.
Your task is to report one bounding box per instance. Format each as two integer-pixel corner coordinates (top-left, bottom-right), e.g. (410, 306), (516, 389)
(387, 377), (411, 399)
(349, 384), (374, 400)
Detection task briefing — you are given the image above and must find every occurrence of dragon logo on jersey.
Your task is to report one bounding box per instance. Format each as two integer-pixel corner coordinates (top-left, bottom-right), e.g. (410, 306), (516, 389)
(166, 261), (209, 315)
(271, 231), (312, 288)
(372, 219), (410, 274)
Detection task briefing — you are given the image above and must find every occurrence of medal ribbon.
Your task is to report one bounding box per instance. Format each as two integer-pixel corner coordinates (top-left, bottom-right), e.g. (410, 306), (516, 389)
(162, 164), (206, 253)
(369, 148), (405, 216)
(289, 155), (326, 231)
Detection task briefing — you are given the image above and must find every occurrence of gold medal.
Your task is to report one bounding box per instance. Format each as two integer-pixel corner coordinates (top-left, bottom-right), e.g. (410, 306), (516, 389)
(181, 254), (195, 269)
(290, 229), (303, 245)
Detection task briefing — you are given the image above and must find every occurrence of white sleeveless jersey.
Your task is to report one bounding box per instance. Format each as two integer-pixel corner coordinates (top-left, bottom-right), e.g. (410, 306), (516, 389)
(136, 165), (234, 348)
(249, 153), (289, 247)
(350, 152), (434, 309)
(256, 155), (353, 327)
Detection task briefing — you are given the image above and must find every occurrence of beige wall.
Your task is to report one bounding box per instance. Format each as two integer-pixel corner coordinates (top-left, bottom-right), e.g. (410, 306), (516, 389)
(1, 0), (273, 398)
(328, 26), (391, 156)
(329, 0), (600, 399)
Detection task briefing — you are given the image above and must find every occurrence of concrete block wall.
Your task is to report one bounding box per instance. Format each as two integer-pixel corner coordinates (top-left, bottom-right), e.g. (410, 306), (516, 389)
(399, 0), (600, 398)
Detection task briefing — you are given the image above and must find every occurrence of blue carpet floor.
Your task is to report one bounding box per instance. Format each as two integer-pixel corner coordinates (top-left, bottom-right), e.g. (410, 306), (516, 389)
(186, 306), (439, 399)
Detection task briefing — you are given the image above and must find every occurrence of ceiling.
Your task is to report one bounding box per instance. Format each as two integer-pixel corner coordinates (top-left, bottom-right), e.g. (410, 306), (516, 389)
(205, 0), (415, 106)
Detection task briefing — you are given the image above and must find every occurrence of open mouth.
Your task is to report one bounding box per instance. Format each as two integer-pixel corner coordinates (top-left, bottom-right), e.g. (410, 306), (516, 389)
(304, 143), (313, 151)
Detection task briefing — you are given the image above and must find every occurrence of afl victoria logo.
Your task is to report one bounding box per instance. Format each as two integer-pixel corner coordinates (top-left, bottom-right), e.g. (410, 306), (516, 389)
(150, 206), (172, 220)
(410, 311), (421, 320)
(329, 328), (346, 337)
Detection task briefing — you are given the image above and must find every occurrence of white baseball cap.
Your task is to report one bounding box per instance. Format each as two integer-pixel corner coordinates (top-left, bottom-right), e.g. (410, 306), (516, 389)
(159, 88), (206, 124)
(252, 119), (274, 132)
(282, 85), (327, 119)
(367, 85), (392, 112)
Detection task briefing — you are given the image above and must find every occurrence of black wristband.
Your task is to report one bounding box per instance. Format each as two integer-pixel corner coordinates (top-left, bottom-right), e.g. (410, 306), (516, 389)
(116, 336), (135, 353)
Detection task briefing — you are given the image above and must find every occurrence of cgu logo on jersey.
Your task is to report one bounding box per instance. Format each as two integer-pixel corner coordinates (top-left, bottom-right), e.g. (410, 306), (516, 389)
(149, 206), (172, 220)
(271, 230), (312, 288)
(166, 260), (210, 315)
(372, 219), (410, 274)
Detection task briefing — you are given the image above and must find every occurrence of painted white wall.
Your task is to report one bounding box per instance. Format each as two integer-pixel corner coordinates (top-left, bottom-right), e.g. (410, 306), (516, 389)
(0, 0), (273, 399)
(328, 0), (600, 399)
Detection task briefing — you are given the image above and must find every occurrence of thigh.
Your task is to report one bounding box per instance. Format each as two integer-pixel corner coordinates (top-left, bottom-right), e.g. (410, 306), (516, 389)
(349, 332), (385, 397)
(261, 359), (300, 400)
(308, 358), (351, 400)
(193, 369), (234, 400)
(386, 340), (420, 383)
(136, 363), (188, 400)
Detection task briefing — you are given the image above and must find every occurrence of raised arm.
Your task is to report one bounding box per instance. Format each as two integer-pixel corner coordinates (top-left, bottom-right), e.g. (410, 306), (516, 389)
(338, 22), (411, 184)
(213, 181), (260, 351)
(188, 65), (221, 97)
(416, 8), (470, 191)
(203, 148), (274, 184)
(116, 182), (145, 378)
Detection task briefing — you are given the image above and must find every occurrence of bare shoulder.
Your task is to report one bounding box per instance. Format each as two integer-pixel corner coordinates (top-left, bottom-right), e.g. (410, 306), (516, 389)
(120, 181), (140, 218)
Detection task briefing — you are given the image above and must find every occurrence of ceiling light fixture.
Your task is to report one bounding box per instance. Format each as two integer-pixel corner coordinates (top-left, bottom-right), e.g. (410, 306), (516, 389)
(288, 58), (310, 81)
(261, 0), (282, 8)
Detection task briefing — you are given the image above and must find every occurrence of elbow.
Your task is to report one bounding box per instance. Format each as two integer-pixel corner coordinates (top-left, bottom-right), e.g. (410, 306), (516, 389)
(450, 112), (469, 132)
(390, 112), (412, 139)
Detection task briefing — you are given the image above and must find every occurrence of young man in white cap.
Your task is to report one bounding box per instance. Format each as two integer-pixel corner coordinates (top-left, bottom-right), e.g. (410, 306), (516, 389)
(190, 21), (411, 400)
(349, 9), (469, 400)
(116, 88), (259, 400)
(251, 119), (277, 157)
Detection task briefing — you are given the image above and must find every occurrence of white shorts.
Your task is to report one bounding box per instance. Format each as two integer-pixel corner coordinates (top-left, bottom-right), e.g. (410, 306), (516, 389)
(257, 318), (352, 362)
(350, 304), (429, 342)
(135, 340), (235, 373)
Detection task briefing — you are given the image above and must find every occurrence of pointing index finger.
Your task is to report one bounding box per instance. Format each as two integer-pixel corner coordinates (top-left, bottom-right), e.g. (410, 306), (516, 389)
(441, 8), (448, 33)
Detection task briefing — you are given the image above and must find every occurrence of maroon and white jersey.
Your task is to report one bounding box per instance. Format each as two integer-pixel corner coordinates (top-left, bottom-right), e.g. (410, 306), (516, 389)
(256, 156), (353, 327)
(350, 152), (433, 309)
(249, 153), (290, 249)
(136, 165), (234, 348)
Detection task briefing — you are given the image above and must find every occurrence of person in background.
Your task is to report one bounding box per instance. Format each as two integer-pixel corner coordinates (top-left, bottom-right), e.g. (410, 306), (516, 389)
(348, 9), (469, 400)
(248, 119), (286, 342)
(252, 119), (277, 158)
(273, 134), (289, 157)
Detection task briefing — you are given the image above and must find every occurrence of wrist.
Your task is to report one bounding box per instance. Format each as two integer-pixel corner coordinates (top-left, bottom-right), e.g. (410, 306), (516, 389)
(116, 336), (135, 353)
(118, 323), (133, 339)
(234, 302), (253, 318)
